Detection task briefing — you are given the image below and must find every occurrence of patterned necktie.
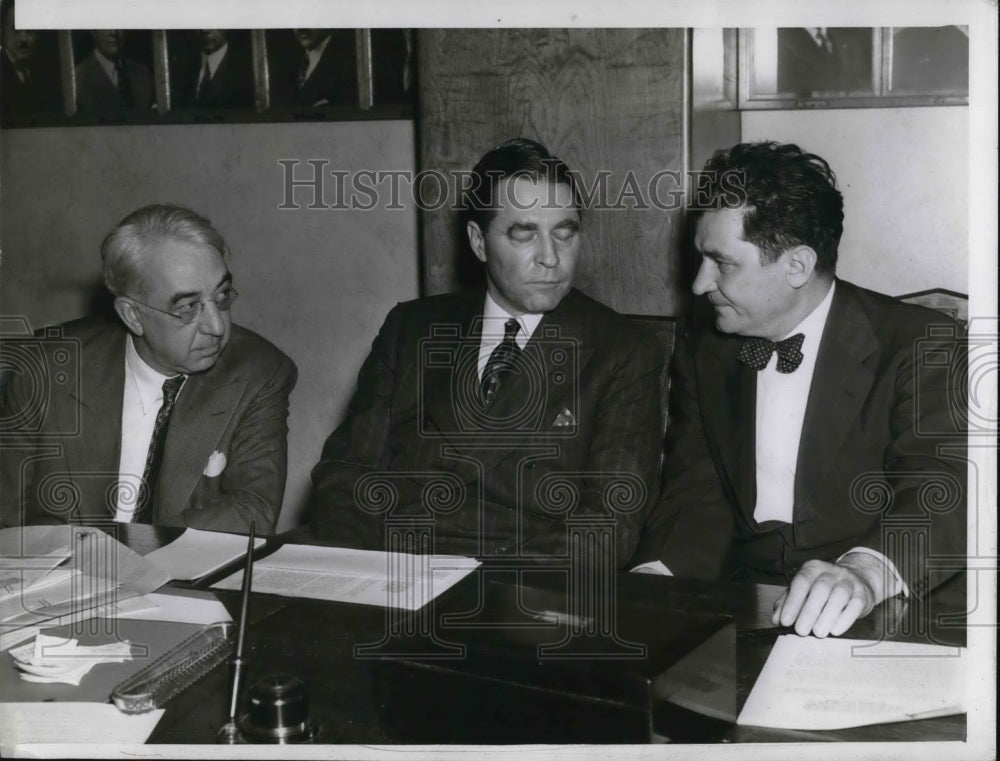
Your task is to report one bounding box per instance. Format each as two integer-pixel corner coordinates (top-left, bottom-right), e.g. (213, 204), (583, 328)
(481, 319), (521, 406)
(195, 57), (211, 101)
(738, 333), (806, 374)
(297, 54), (310, 89)
(132, 375), (186, 524)
(815, 29), (834, 55)
(115, 58), (134, 107)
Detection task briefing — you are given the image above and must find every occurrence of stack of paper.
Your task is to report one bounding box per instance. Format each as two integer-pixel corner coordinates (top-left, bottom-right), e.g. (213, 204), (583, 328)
(142, 528), (265, 581)
(0, 702), (165, 750)
(0, 526), (171, 652)
(737, 635), (966, 730)
(9, 633), (133, 686)
(213, 544), (480, 610)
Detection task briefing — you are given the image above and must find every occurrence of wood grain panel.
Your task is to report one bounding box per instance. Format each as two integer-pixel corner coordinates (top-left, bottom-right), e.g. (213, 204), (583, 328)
(417, 28), (689, 316)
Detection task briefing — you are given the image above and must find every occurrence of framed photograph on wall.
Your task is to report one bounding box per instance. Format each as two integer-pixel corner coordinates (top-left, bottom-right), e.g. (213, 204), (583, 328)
(1, 20), (415, 127)
(885, 25), (968, 100)
(740, 27), (879, 108)
(739, 26), (968, 109)
(166, 29), (256, 115)
(0, 0), (65, 126)
(692, 28), (738, 110)
(69, 29), (159, 121)
(263, 28), (358, 112)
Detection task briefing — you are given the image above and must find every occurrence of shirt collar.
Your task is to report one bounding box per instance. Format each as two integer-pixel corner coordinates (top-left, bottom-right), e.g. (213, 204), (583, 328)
(306, 34), (331, 68)
(125, 334), (181, 412)
(809, 27), (829, 45)
(93, 47), (119, 81)
(781, 280), (836, 354)
(4, 49), (25, 78)
(483, 291), (544, 346)
(203, 42), (228, 76)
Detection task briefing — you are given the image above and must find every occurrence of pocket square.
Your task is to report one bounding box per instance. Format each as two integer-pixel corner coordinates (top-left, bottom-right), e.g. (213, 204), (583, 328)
(552, 408), (576, 427)
(203, 451), (227, 478)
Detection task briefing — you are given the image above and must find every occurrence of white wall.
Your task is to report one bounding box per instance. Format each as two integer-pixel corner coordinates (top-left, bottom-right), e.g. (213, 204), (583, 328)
(741, 107), (968, 296)
(0, 120), (420, 530)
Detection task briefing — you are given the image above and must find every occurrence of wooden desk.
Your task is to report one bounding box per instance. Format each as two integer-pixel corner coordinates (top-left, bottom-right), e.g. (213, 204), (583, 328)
(109, 526), (966, 745)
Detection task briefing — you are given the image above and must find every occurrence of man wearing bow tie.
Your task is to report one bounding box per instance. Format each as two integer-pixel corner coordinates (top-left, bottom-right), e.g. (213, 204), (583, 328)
(633, 142), (966, 636)
(308, 138), (663, 565)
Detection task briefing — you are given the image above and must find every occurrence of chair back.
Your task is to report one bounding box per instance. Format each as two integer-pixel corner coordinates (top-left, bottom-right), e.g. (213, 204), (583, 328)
(623, 315), (682, 434)
(897, 288), (968, 327)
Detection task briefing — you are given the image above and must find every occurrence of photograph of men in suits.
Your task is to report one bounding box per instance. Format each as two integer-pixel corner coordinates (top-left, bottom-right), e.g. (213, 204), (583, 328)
(0, 0), (61, 118)
(74, 29), (154, 117)
(0, 205), (298, 534)
(171, 29), (254, 110)
(309, 138), (663, 564)
(271, 28), (358, 108)
(776, 27), (873, 95)
(633, 142), (966, 637)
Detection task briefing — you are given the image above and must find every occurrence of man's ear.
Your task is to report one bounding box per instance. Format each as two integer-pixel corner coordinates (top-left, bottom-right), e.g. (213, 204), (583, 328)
(466, 220), (487, 264)
(784, 245), (818, 288)
(114, 297), (144, 336)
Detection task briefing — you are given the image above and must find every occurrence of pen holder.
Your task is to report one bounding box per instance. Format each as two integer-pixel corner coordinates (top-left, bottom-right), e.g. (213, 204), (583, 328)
(239, 672), (319, 743)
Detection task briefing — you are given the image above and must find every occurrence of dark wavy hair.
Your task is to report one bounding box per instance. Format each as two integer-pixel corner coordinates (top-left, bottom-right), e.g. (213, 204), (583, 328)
(464, 137), (581, 232)
(693, 141), (844, 273)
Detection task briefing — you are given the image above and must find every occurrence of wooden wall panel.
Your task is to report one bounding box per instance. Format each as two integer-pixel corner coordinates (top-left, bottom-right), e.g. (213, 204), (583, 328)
(417, 28), (689, 316)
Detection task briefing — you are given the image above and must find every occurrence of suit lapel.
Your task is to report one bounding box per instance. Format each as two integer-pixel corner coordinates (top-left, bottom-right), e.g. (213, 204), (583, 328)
(64, 327), (126, 519)
(156, 360), (247, 522)
(419, 295), (484, 455)
(794, 281), (879, 513)
(698, 331), (757, 522)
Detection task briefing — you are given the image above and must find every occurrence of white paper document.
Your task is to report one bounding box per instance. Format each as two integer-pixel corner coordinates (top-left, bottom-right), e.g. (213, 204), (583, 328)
(212, 544), (480, 610)
(0, 596), (158, 653)
(112, 591), (232, 625)
(737, 635), (966, 730)
(0, 526), (170, 632)
(0, 702), (164, 752)
(142, 528), (265, 581)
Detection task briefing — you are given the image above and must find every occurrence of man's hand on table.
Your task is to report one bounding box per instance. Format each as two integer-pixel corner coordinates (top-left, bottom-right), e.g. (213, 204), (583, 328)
(771, 553), (895, 637)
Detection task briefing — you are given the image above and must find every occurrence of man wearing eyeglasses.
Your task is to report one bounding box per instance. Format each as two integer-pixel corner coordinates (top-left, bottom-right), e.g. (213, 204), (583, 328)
(0, 204), (297, 534)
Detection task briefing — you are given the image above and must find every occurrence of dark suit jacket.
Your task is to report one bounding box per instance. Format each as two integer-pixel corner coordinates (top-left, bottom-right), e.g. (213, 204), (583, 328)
(633, 281), (966, 596)
(1, 52), (62, 116)
(0, 317), (298, 534)
(777, 27), (872, 94)
(308, 289), (663, 566)
(74, 52), (154, 116)
(175, 44), (255, 109)
(271, 31), (357, 108)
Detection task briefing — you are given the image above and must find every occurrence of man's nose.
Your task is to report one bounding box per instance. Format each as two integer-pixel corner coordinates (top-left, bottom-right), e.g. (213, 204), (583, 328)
(691, 259), (717, 295)
(535, 234), (559, 268)
(199, 300), (227, 336)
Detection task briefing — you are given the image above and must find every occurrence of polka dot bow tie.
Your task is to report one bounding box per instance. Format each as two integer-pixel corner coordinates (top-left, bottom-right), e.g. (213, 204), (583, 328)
(738, 333), (806, 373)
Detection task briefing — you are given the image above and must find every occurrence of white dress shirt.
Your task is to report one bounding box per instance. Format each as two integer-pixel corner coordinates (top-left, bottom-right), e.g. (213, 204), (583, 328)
(114, 336), (185, 522)
(753, 281), (835, 524)
(199, 42), (228, 84)
(301, 34), (332, 82)
(477, 292), (544, 381)
(93, 48), (121, 87)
